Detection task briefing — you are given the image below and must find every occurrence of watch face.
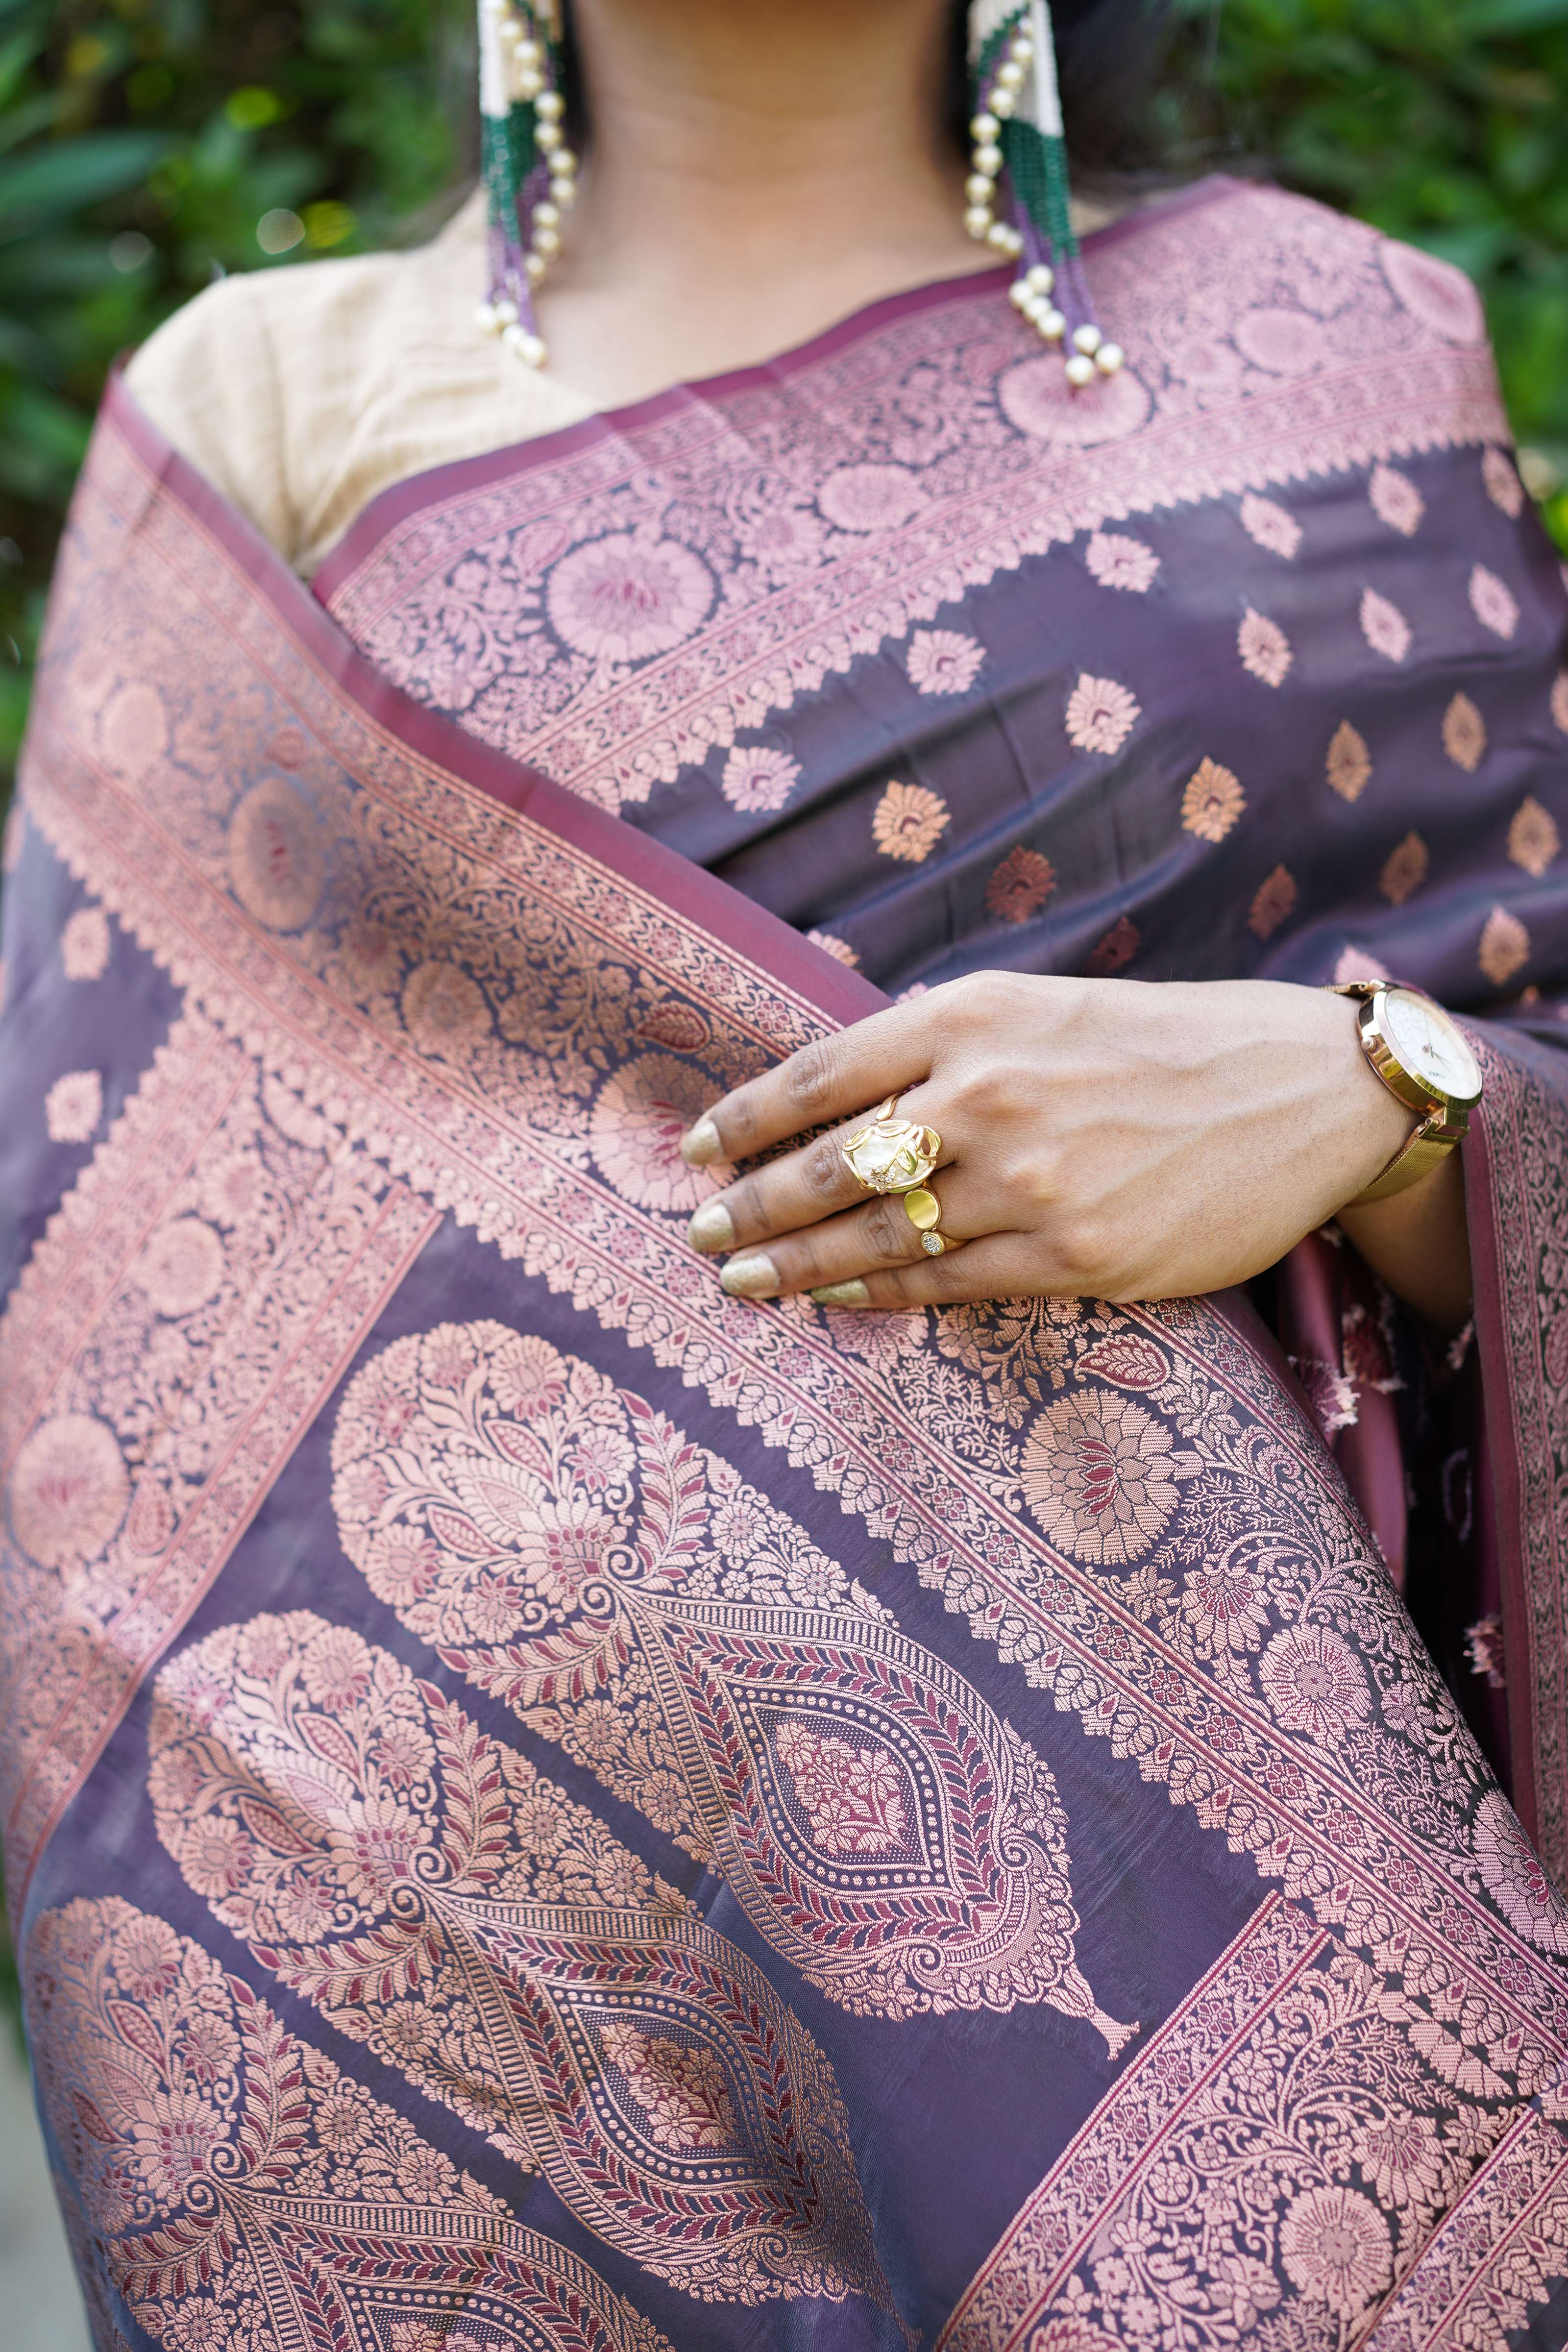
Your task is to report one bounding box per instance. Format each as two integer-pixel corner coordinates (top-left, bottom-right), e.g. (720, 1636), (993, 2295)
(1381, 988), (1482, 1104)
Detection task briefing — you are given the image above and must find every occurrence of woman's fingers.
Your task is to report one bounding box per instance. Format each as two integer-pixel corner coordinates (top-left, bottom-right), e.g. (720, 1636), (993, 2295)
(680, 996), (942, 1170)
(813, 1233), (1030, 1312)
(689, 1081), (951, 1255)
(714, 1166), (988, 1298)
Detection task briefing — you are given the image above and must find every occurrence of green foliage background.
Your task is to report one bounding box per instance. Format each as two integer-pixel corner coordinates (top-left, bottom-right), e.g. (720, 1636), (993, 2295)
(0, 0), (1565, 795)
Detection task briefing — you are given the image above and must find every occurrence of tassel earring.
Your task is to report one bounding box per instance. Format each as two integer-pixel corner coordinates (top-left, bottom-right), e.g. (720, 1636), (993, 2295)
(475, 0), (576, 368)
(965, 0), (1122, 384)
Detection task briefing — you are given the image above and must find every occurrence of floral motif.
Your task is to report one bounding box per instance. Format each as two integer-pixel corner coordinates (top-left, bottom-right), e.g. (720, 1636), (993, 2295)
(1369, 463), (1425, 537)
(1474, 1789), (1568, 1955)
(1085, 917), (1138, 976)
(985, 845), (1056, 924)
(1238, 609), (1293, 687)
(1083, 533), (1160, 591)
(60, 905), (110, 981)
(720, 744), (800, 812)
(1379, 831), (1429, 907)
(135, 1217), (225, 1318)
(227, 775), (325, 931)
(1482, 445), (1525, 517)
(906, 628), (984, 694)
(1248, 864), (1298, 940)
(1470, 564), (1519, 641)
(328, 1325), (1128, 2044)
(1258, 1623), (1370, 1742)
(1277, 2182), (1393, 2316)
(807, 929), (859, 966)
(1325, 720), (1372, 804)
(1509, 796), (1560, 879)
(546, 533), (713, 663)
(149, 1611), (894, 2312)
(45, 1068), (102, 1144)
(1478, 905), (1529, 987)
(1239, 493), (1302, 559)
(1020, 1389), (1184, 1568)
(1064, 674), (1139, 756)
(816, 461), (923, 532)
(872, 779), (949, 863)
(1180, 757), (1246, 843)
(1361, 587), (1412, 663)
(28, 1896), (676, 2352)
(400, 959), (491, 1060)
(1443, 691), (1487, 772)
(8, 1413), (128, 1572)
(589, 1052), (723, 1216)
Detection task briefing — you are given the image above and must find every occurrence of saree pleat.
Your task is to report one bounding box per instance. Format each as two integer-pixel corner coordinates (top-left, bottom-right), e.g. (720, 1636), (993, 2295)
(4, 171), (1568, 2350)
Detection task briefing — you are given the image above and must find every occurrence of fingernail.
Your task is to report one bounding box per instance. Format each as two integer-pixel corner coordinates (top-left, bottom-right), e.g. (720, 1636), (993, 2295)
(720, 1252), (780, 1299)
(687, 1200), (735, 1255)
(811, 1279), (870, 1308)
(680, 1117), (722, 1167)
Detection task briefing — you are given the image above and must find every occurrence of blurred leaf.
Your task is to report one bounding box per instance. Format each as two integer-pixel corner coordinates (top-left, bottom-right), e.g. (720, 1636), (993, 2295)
(0, 126), (165, 224)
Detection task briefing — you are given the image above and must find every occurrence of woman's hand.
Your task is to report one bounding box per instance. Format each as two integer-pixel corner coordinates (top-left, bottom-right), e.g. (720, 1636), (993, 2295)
(678, 972), (1472, 1328)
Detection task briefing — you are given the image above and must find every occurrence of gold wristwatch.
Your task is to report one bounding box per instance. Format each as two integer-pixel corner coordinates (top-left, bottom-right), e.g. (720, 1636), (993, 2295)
(1329, 981), (1483, 1207)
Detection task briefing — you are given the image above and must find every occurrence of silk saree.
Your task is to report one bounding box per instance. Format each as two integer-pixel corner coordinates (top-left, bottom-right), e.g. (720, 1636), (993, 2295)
(6, 172), (1568, 2351)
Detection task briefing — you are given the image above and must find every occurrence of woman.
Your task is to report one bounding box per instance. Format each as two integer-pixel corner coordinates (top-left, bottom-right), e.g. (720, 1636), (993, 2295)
(4, 0), (1568, 2344)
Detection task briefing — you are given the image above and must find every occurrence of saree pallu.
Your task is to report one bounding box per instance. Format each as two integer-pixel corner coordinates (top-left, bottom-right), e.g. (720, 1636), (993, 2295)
(5, 174), (1568, 2352)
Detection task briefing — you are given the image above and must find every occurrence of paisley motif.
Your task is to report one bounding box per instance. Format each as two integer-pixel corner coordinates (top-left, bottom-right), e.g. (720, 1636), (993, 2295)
(147, 1611), (898, 2315)
(330, 1323), (1130, 2049)
(28, 1895), (675, 2352)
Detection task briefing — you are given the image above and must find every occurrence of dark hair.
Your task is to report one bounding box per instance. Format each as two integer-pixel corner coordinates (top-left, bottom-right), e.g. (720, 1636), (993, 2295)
(559, 1), (1175, 180)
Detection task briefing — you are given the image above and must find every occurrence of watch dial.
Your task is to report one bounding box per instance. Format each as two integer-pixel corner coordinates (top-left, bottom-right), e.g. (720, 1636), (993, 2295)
(1381, 989), (1482, 1102)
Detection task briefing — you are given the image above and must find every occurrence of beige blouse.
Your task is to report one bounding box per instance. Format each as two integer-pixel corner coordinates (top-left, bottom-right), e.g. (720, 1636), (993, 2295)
(124, 193), (595, 578)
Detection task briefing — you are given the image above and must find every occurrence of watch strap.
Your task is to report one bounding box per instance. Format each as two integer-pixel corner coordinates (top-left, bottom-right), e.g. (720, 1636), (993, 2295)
(1343, 1107), (1469, 1208)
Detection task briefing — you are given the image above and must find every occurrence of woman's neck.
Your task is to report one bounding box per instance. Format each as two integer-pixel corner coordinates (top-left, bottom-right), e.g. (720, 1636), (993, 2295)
(537, 0), (987, 406)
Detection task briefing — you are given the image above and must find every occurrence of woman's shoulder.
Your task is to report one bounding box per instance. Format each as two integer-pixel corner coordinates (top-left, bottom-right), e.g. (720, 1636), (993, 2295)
(122, 193), (520, 570)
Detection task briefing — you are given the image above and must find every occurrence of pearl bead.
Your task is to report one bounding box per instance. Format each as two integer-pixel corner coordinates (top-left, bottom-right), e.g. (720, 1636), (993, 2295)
(516, 38), (540, 66)
(970, 111), (999, 141)
(554, 147), (578, 175)
(974, 142), (1002, 174)
(534, 199), (560, 228)
(525, 252), (547, 282)
(990, 87), (1016, 117)
(1095, 343), (1126, 374)
(966, 173), (994, 205)
(536, 120), (562, 151)
(1064, 352), (1096, 387)
(504, 324), (548, 367)
(497, 17), (520, 43)
(1026, 263), (1054, 293)
(536, 89), (564, 118)
(1008, 280), (1033, 311)
(515, 70), (542, 97)
(985, 220), (1015, 250)
(997, 59), (1025, 90)
(549, 175), (575, 205)
(1071, 323), (1103, 356)
(494, 295), (518, 324)
(964, 206), (994, 239)
(474, 301), (498, 332)
(532, 223), (561, 256)
(1038, 307), (1066, 341)
(1012, 34), (1034, 60)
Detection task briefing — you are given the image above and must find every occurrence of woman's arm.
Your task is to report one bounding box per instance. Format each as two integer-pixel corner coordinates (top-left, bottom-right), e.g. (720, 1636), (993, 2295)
(678, 973), (1473, 1333)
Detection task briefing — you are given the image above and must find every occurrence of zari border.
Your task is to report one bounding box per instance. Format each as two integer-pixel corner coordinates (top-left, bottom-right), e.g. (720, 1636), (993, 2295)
(1464, 1034), (1568, 1887)
(938, 1893), (1325, 2351)
(18, 386), (1568, 2056)
(1, 1010), (439, 1897)
(1363, 2105), (1568, 2350)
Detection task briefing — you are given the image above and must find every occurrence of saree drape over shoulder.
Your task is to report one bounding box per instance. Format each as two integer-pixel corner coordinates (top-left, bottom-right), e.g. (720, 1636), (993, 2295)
(7, 175), (1568, 2352)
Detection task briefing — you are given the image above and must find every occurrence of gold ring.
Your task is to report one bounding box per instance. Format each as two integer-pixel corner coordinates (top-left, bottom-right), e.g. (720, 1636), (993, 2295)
(903, 1185), (956, 1258)
(841, 1096), (942, 1195)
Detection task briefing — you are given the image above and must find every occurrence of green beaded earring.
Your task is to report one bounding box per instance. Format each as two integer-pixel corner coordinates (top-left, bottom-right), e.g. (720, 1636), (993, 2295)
(966, 0), (1123, 383)
(475, 0), (577, 368)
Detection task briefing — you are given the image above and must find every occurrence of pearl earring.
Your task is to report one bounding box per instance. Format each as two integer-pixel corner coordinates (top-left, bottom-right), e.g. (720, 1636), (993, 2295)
(475, 0), (576, 368)
(965, 0), (1123, 384)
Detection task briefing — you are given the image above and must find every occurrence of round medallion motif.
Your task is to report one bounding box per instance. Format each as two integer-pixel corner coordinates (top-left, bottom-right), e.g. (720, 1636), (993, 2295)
(10, 1413), (129, 1572)
(546, 532), (713, 664)
(590, 1052), (723, 1215)
(228, 775), (326, 932)
(1020, 1388), (1178, 1567)
(136, 1217), (225, 1319)
(1379, 238), (1486, 346)
(815, 462), (924, 533)
(997, 355), (1151, 446)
